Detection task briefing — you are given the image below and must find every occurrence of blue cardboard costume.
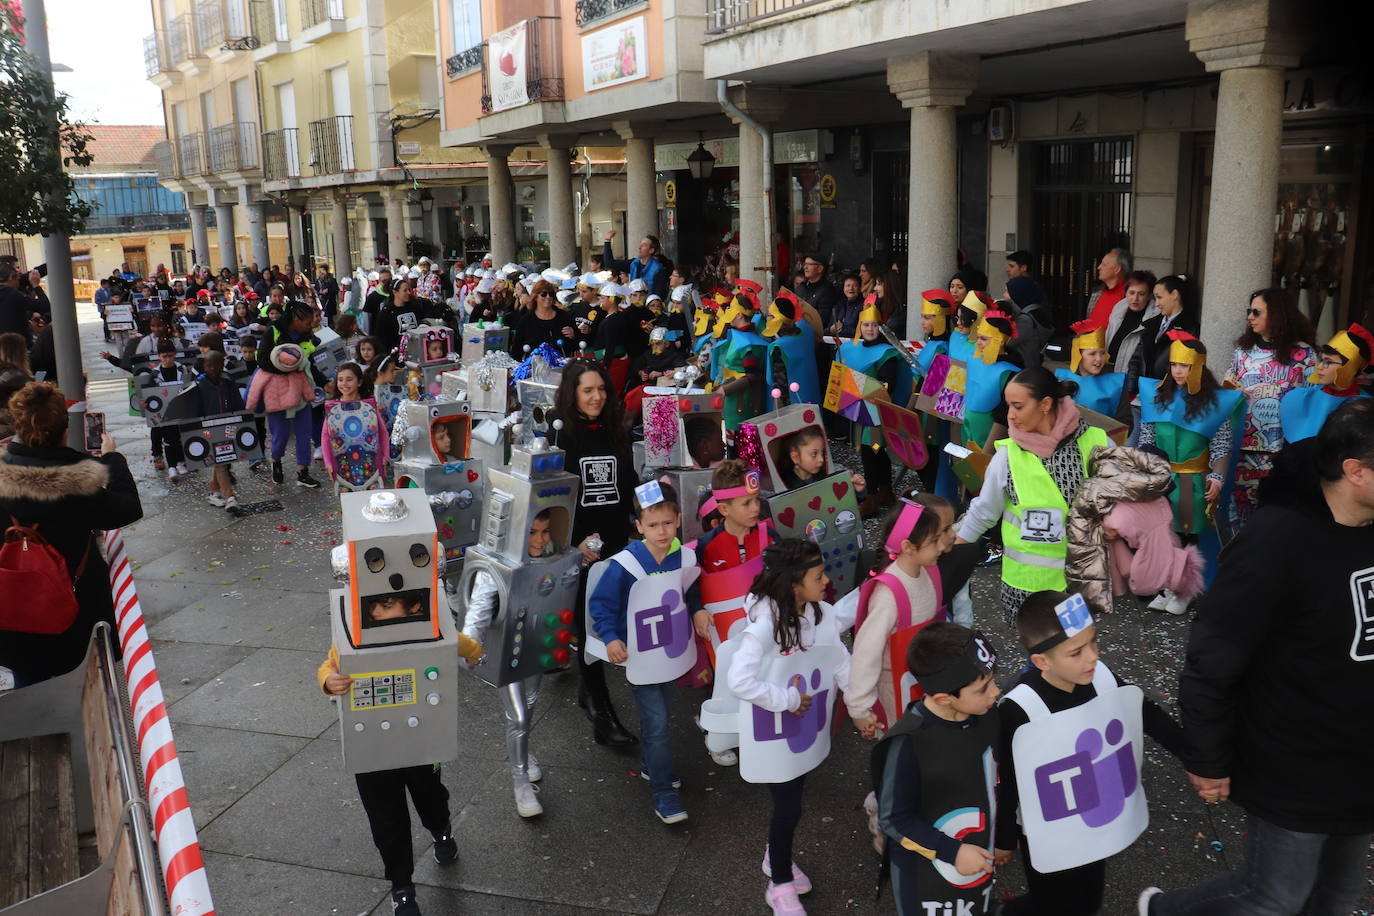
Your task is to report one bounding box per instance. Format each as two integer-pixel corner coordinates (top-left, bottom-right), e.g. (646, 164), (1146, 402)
(763, 289), (821, 408)
(962, 308), (1019, 453)
(1280, 323), (1373, 442)
(1055, 318), (1126, 418)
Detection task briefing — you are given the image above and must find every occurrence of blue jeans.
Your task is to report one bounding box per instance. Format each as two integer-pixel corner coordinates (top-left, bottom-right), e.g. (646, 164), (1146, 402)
(267, 408), (313, 465)
(1152, 812), (1371, 916)
(629, 682), (676, 801)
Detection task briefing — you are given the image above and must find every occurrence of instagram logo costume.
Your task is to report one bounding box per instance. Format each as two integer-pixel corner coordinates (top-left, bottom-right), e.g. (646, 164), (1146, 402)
(1006, 663), (1147, 872)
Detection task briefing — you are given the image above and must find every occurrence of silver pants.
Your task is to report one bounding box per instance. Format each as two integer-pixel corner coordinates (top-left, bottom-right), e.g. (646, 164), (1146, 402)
(498, 675), (541, 784)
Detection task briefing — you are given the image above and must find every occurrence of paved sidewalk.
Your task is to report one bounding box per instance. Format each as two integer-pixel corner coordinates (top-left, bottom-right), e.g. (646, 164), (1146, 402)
(68, 301), (1369, 916)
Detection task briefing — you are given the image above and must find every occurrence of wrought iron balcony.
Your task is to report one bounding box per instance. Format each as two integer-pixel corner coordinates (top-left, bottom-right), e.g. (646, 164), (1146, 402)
(445, 43), (483, 78)
(209, 122), (260, 172)
(143, 32), (174, 77)
(479, 17), (564, 115)
(85, 213), (193, 235)
(153, 140), (181, 181)
(249, 0), (281, 45)
(308, 115), (355, 174)
(168, 14), (205, 63)
(262, 127), (301, 180)
(707, 0), (831, 33)
(177, 133), (207, 177)
(574, 0), (643, 28)
(196, 0), (224, 47)
(300, 0), (344, 29)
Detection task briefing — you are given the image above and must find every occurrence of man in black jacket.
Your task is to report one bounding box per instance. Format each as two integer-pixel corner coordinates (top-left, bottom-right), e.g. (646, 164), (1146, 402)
(1141, 398), (1374, 915)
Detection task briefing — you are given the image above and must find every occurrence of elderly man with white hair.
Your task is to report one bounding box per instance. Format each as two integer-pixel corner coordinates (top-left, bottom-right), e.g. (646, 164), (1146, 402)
(1087, 246), (1132, 326)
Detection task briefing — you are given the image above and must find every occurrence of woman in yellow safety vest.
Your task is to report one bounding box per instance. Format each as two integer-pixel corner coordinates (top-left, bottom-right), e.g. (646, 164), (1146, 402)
(954, 365), (1108, 624)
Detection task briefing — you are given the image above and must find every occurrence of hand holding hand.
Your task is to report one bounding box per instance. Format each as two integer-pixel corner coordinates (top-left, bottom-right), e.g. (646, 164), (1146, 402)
(954, 844), (995, 877)
(852, 712), (879, 739)
(993, 848), (1015, 867)
(1187, 772), (1231, 803)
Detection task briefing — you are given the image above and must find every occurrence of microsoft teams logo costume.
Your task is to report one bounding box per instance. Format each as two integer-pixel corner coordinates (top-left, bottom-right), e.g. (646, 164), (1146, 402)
(1005, 596), (1148, 872)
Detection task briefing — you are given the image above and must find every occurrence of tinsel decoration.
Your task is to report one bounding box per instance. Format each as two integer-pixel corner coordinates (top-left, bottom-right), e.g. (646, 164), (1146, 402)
(736, 422), (765, 473)
(645, 397), (679, 458)
(511, 342), (566, 386)
(472, 350), (518, 391)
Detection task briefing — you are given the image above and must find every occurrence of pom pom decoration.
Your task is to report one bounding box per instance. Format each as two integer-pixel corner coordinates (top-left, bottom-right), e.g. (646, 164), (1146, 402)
(736, 422), (765, 474)
(789, 382), (800, 392)
(645, 397), (680, 459)
(511, 342), (567, 386)
(771, 388), (782, 399)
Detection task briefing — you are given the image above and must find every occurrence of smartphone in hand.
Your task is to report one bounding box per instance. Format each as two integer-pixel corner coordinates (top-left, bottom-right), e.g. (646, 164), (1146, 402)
(85, 411), (106, 455)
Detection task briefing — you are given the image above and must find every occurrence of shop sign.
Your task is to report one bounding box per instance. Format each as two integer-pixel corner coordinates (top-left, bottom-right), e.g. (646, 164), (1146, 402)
(655, 130), (826, 171)
(664, 180), (677, 205)
(487, 20), (530, 113)
(582, 15), (647, 93)
(819, 173), (837, 208)
(1282, 68), (1373, 117)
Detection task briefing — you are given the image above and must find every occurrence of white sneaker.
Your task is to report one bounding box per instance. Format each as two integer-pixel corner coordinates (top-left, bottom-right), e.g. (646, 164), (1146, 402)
(525, 753), (542, 783)
(1147, 591), (1171, 611)
(709, 747), (738, 766)
(1165, 592), (1190, 616)
(1138, 887), (1163, 915)
(167, 466), (179, 480)
(207, 493), (226, 507)
(177, 463), (190, 475)
(513, 781), (543, 818)
(224, 496), (239, 510)
(312, 446), (322, 462)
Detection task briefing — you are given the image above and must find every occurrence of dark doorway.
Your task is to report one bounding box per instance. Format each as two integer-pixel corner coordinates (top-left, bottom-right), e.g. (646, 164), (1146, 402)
(1031, 137), (1134, 327)
(872, 150), (909, 269)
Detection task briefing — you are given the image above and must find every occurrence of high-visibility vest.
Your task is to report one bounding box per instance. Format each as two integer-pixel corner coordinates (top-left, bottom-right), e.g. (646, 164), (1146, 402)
(997, 425), (1108, 592)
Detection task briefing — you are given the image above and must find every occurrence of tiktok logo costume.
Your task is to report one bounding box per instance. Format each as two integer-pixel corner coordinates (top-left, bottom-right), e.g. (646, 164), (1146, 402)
(1004, 662), (1148, 872)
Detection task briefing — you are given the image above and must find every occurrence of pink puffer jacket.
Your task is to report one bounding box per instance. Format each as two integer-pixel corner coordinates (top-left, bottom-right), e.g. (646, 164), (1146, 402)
(246, 369), (313, 414)
(1105, 498), (1205, 601)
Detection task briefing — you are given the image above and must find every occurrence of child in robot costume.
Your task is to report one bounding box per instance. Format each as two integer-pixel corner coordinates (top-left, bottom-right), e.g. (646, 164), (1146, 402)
(462, 509), (557, 818)
(318, 600), (483, 916)
(775, 426), (865, 496)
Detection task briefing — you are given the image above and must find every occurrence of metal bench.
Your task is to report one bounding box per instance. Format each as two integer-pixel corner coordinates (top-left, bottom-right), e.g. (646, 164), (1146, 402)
(0, 624), (163, 914)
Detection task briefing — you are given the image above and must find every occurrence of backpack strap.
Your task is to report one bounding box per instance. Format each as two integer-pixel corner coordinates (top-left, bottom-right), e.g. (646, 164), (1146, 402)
(6, 516), (93, 582)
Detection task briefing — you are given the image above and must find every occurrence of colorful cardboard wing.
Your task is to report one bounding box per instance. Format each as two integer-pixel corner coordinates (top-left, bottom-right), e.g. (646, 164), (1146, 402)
(915, 353), (967, 422)
(874, 401), (929, 471)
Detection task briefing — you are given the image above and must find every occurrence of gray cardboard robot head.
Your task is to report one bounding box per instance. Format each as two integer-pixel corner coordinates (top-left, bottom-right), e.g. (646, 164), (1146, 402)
(338, 490), (443, 649)
(460, 321), (510, 364)
(405, 326), (457, 365)
(479, 441), (578, 564)
(396, 399), (472, 464)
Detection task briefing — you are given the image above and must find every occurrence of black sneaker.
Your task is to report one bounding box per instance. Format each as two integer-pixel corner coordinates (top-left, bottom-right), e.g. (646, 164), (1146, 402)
(270, 459), (284, 484)
(432, 830), (458, 865)
(390, 884), (420, 916)
(296, 468), (321, 489)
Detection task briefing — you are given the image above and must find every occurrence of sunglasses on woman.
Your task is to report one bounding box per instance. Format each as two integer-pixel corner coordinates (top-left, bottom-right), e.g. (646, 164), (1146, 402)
(1246, 308), (1262, 317)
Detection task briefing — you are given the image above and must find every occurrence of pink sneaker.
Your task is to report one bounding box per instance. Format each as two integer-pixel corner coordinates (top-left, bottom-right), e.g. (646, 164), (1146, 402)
(761, 846), (812, 894)
(765, 882), (806, 915)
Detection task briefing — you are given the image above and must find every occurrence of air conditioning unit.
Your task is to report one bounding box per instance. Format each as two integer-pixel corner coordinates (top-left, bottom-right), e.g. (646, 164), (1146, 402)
(988, 105), (1013, 143)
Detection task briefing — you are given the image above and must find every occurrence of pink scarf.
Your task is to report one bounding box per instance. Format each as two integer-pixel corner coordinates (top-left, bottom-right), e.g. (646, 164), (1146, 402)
(1009, 397), (1083, 458)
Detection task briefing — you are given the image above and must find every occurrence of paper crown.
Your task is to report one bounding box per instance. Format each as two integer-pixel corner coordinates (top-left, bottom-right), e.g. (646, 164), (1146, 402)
(1166, 329), (1205, 395)
(1069, 318), (1109, 375)
(1317, 323), (1374, 390)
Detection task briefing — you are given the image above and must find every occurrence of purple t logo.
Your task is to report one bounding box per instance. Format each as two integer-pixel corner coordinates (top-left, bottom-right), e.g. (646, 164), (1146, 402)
(751, 668), (829, 753)
(633, 589), (691, 659)
(1034, 718), (1137, 827)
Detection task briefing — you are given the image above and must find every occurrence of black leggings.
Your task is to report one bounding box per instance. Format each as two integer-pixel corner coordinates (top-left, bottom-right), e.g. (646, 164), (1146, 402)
(767, 774), (807, 885)
(1001, 850), (1105, 916)
(354, 764), (451, 888)
(860, 442), (893, 494)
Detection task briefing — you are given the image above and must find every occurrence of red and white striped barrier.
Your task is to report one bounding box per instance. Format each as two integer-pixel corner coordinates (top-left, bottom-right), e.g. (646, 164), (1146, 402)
(104, 529), (216, 916)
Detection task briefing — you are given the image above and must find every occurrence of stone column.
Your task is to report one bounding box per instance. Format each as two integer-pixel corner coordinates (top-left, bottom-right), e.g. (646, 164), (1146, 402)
(1187, 0), (1305, 373)
(188, 204), (211, 269)
(331, 192), (353, 276)
(485, 145), (516, 266)
(887, 52), (979, 333)
(615, 124), (658, 257)
(213, 194), (238, 272)
(540, 137), (577, 269)
(242, 186), (270, 271)
(725, 88), (785, 289)
(384, 187), (407, 264)
(355, 196), (377, 265)
(290, 206), (309, 271)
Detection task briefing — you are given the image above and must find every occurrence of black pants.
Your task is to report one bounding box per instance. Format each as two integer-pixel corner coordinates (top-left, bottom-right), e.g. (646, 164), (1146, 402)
(1001, 849), (1105, 916)
(354, 764), (451, 888)
(767, 775), (807, 885)
(150, 425), (184, 465)
(859, 441), (893, 494)
(574, 564), (613, 708)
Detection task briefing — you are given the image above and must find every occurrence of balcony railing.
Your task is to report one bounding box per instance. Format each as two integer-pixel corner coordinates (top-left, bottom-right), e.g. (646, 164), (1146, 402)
(574, 0), (643, 28)
(262, 127), (301, 180)
(249, 0), (284, 44)
(446, 43), (483, 78)
(85, 213), (193, 235)
(480, 17), (563, 115)
(153, 140), (180, 181)
(706, 0), (833, 32)
(300, 0), (344, 29)
(308, 115), (355, 174)
(168, 14), (205, 63)
(223, 0), (254, 43)
(196, 0), (224, 47)
(209, 122), (259, 172)
(143, 32), (173, 77)
(177, 133), (206, 177)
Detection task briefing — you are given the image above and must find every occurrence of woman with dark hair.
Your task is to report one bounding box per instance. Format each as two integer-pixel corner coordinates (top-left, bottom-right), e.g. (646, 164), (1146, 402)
(875, 270), (907, 337)
(859, 259), (883, 299)
(509, 279), (576, 356)
(550, 359), (639, 748)
(1134, 274), (1201, 382)
(1223, 287), (1316, 531)
(956, 366), (1109, 622)
(0, 382), (142, 684)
